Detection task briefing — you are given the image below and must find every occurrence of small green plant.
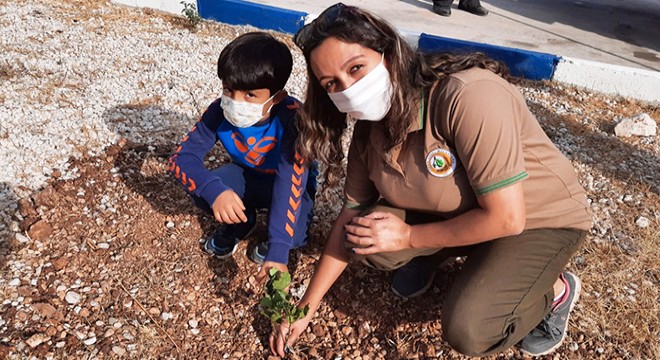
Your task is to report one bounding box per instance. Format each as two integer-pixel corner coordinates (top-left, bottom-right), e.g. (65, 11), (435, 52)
(180, 1), (202, 28)
(260, 269), (309, 324)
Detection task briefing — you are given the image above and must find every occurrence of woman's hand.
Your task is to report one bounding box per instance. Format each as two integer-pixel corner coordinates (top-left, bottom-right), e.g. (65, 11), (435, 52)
(344, 211), (412, 254)
(211, 190), (247, 224)
(269, 314), (312, 357)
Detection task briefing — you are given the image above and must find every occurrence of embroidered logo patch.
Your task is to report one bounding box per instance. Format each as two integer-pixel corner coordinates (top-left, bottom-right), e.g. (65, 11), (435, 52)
(425, 149), (456, 177)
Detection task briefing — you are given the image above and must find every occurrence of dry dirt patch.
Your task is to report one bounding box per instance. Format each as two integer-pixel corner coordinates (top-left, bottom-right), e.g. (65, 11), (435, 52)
(0, 0), (658, 359)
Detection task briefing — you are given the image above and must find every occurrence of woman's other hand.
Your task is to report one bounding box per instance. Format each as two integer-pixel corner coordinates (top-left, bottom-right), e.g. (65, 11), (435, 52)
(269, 314), (312, 357)
(344, 211), (412, 254)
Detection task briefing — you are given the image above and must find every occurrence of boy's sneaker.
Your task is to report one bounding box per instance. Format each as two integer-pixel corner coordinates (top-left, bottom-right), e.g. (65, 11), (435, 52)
(249, 238), (309, 265)
(203, 218), (257, 259)
(249, 241), (269, 265)
(519, 271), (582, 356)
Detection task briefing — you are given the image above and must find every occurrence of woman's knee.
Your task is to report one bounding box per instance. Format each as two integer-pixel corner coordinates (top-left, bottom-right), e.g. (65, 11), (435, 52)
(442, 299), (506, 356)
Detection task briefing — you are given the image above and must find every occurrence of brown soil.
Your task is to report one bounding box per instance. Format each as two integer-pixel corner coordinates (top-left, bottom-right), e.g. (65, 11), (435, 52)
(0, 1), (658, 360)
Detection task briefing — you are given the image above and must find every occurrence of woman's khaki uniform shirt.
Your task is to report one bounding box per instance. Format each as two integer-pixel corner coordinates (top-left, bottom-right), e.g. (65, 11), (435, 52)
(344, 68), (592, 231)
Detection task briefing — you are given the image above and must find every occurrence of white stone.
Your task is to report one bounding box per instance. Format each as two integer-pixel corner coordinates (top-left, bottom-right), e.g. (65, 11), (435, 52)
(635, 216), (650, 228)
(614, 113), (657, 137)
(83, 336), (97, 345)
(161, 312), (173, 321)
(15, 233), (30, 243)
(112, 346), (127, 356)
(8, 278), (21, 287)
(188, 319), (198, 328)
(97, 242), (110, 249)
(26, 333), (50, 348)
(65, 291), (81, 305)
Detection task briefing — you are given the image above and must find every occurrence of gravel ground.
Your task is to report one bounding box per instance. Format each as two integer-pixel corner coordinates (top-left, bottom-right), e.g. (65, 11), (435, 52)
(0, 1), (658, 359)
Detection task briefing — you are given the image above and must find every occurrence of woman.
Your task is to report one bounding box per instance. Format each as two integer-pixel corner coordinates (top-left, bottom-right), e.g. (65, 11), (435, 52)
(270, 3), (592, 357)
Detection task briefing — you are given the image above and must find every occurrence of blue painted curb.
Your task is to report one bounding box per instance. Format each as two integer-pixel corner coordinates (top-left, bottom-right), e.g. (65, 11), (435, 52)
(194, 1), (561, 81)
(418, 33), (560, 81)
(197, 0), (307, 34)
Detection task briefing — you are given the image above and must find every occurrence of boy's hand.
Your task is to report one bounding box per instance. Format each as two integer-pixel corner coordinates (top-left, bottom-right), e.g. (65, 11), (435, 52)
(256, 261), (288, 284)
(212, 190), (247, 224)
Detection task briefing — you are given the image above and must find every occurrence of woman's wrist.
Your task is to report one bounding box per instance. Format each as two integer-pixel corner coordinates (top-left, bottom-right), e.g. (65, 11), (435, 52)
(408, 224), (421, 249)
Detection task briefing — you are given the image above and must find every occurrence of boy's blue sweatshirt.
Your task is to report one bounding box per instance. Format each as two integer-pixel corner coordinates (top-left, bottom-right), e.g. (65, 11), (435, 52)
(169, 96), (312, 264)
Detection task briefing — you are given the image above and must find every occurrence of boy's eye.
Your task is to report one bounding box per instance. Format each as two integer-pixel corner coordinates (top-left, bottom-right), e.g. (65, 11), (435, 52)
(246, 92), (256, 98)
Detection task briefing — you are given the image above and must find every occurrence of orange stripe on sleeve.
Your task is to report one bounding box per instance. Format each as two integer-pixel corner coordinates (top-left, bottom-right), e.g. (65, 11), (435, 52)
(285, 223), (294, 237)
(175, 166), (181, 179)
(289, 197), (300, 211)
(293, 163), (304, 175)
(287, 210), (295, 223)
(290, 184), (302, 198)
(181, 172), (187, 185)
(187, 179), (196, 192)
(291, 174), (302, 186)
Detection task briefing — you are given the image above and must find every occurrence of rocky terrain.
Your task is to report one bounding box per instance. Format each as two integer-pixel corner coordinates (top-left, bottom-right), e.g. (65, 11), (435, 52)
(0, 1), (658, 359)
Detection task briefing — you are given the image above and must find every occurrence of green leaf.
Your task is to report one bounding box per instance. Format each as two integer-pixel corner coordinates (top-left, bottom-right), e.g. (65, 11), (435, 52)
(268, 268), (279, 277)
(270, 312), (282, 323)
(272, 271), (291, 291)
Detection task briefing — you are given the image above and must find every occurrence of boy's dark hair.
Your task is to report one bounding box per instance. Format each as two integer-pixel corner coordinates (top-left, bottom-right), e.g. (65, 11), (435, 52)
(217, 32), (293, 95)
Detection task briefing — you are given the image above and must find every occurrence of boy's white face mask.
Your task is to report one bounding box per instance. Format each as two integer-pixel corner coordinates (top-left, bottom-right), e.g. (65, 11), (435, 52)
(221, 91), (278, 128)
(327, 54), (393, 121)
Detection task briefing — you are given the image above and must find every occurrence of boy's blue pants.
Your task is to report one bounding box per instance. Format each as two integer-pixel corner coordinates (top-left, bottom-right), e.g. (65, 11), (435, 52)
(190, 163), (316, 248)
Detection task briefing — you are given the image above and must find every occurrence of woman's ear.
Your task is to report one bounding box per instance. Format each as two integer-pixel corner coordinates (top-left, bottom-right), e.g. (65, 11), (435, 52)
(272, 89), (288, 104)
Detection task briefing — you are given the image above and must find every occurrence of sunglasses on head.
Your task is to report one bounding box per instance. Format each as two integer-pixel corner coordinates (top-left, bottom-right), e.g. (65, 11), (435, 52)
(294, 2), (354, 53)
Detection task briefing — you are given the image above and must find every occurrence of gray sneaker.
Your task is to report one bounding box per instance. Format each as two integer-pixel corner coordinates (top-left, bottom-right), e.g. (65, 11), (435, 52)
(519, 271), (582, 356)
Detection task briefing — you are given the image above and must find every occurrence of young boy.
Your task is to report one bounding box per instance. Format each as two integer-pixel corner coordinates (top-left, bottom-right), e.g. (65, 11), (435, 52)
(169, 32), (317, 282)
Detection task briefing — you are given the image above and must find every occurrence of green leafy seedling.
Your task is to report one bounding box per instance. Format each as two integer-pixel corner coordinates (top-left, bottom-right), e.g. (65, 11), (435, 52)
(260, 269), (309, 324)
(180, 1), (202, 28)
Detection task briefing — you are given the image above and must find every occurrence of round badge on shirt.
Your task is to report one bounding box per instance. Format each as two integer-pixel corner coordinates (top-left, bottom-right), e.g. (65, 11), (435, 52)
(425, 148), (457, 177)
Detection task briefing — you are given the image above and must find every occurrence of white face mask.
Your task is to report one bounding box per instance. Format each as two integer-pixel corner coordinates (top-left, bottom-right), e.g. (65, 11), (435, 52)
(327, 54), (393, 121)
(221, 92), (277, 128)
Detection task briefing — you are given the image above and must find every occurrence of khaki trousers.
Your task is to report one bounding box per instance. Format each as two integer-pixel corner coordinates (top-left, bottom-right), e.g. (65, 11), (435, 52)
(346, 203), (586, 357)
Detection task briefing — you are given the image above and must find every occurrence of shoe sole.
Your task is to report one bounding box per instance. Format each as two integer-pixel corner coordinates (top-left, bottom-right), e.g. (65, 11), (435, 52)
(203, 239), (238, 259)
(520, 271), (582, 357)
(201, 222), (258, 259)
(249, 245), (266, 265)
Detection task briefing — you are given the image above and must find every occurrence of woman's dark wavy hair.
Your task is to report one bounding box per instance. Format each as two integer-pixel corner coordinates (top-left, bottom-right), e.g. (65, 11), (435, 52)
(218, 32), (292, 95)
(294, 3), (509, 191)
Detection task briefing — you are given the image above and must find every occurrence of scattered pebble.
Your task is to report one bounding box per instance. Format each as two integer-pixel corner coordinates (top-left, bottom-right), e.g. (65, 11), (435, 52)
(635, 216), (650, 228)
(25, 333), (50, 348)
(65, 291), (81, 305)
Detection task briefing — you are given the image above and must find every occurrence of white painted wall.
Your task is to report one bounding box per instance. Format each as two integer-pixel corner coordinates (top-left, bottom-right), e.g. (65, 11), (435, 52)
(111, 0), (195, 15)
(554, 57), (660, 104)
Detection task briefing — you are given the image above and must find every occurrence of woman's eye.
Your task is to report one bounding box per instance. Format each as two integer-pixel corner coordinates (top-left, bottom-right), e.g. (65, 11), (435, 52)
(349, 64), (364, 74)
(324, 81), (335, 91)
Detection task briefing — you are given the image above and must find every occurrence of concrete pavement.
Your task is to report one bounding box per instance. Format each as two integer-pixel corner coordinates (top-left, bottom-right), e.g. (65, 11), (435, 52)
(257, 0), (660, 72)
